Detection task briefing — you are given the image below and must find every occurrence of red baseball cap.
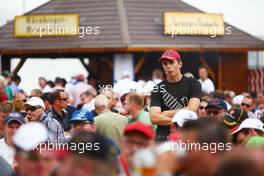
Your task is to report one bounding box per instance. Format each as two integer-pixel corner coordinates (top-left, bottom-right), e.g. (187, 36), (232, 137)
(160, 49), (181, 61)
(124, 122), (155, 140)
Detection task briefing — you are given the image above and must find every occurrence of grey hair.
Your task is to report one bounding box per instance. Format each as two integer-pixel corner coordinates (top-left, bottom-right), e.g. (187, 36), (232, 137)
(94, 95), (109, 108)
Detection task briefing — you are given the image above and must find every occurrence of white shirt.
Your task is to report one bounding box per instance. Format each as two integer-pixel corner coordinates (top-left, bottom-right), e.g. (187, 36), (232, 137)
(41, 85), (52, 93)
(82, 99), (95, 111)
(198, 78), (215, 94)
(0, 138), (15, 166)
(254, 108), (264, 119)
(70, 82), (93, 107)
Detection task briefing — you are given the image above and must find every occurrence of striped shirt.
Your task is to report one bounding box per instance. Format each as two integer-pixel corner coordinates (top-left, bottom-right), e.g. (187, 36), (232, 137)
(40, 112), (66, 143)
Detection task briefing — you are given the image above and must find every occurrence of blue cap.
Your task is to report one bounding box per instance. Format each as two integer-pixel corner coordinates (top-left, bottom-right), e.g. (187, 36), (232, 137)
(206, 98), (227, 111)
(70, 109), (94, 123)
(4, 112), (25, 125)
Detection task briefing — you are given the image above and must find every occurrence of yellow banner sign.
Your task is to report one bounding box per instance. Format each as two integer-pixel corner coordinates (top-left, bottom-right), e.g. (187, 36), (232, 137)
(14, 14), (79, 37)
(164, 12), (225, 37)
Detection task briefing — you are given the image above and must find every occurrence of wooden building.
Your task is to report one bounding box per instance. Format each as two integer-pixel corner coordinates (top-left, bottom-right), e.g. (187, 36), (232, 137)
(0, 0), (264, 93)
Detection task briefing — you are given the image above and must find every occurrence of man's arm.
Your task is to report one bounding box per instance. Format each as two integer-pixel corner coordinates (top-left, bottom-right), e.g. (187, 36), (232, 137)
(161, 109), (179, 118)
(161, 98), (200, 118)
(150, 106), (173, 126)
(186, 97), (200, 112)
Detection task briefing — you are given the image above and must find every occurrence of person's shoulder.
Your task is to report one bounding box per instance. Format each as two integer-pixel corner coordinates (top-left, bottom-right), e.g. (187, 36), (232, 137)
(153, 80), (167, 89)
(138, 111), (150, 122)
(94, 112), (105, 121)
(206, 78), (214, 83)
(109, 111), (126, 118)
(44, 112), (60, 125)
(50, 117), (62, 126)
(0, 138), (5, 145)
(182, 75), (195, 81)
(108, 111), (127, 123)
(183, 76), (200, 84)
(179, 76), (201, 91)
(45, 109), (55, 118)
(0, 139), (8, 150)
(141, 110), (150, 116)
(157, 80), (167, 85)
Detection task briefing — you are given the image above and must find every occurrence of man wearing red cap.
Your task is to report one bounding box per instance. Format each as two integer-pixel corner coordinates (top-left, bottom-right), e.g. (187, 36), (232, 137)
(118, 122), (154, 176)
(150, 49), (202, 141)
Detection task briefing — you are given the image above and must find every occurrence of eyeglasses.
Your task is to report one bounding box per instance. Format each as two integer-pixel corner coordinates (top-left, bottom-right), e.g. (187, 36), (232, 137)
(241, 103), (251, 108)
(206, 109), (224, 116)
(199, 106), (206, 110)
(26, 106), (41, 112)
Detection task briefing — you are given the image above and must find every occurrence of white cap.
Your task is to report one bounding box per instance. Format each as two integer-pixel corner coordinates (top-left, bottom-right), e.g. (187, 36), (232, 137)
(13, 122), (48, 151)
(232, 95), (244, 105)
(26, 97), (45, 108)
(232, 118), (264, 135)
(171, 109), (198, 127)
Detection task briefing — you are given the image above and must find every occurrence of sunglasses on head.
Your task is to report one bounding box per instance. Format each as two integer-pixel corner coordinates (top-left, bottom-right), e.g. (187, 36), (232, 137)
(26, 106), (41, 112)
(241, 103), (251, 108)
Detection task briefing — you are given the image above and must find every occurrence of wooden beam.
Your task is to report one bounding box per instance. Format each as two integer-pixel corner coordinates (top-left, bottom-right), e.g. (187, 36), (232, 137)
(12, 58), (27, 75)
(79, 58), (93, 74)
(79, 58), (87, 69)
(105, 58), (113, 69)
(218, 56), (222, 90)
(199, 57), (216, 82)
(134, 57), (145, 75)
(0, 55), (11, 73)
(1, 47), (264, 55)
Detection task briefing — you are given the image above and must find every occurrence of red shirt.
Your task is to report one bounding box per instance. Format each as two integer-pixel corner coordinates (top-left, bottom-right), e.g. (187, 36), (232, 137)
(0, 92), (8, 103)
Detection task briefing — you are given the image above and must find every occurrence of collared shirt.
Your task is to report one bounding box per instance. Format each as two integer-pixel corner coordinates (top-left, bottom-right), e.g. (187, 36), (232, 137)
(40, 112), (65, 143)
(70, 81), (93, 107)
(9, 82), (21, 95)
(0, 138), (15, 166)
(95, 109), (127, 147)
(127, 111), (156, 130)
(47, 108), (71, 132)
(198, 78), (215, 94)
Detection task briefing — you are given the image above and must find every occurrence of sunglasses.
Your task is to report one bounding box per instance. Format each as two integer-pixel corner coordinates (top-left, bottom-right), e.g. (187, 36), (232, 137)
(206, 109), (224, 116)
(241, 103), (251, 108)
(199, 106), (206, 110)
(26, 106), (41, 112)
(60, 98), (68, 101)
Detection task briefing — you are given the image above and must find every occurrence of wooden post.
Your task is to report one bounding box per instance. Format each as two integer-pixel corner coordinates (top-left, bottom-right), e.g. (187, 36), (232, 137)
(134, 57), (145, 75)
(199, 56), (216, 82)
(12, 58), (27, 75)
(1, 55), (11, 73)
(218, 56), (222, 90)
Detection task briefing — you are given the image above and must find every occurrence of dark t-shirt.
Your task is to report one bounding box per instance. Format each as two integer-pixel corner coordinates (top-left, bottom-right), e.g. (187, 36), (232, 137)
(150, 76), (202, 136)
